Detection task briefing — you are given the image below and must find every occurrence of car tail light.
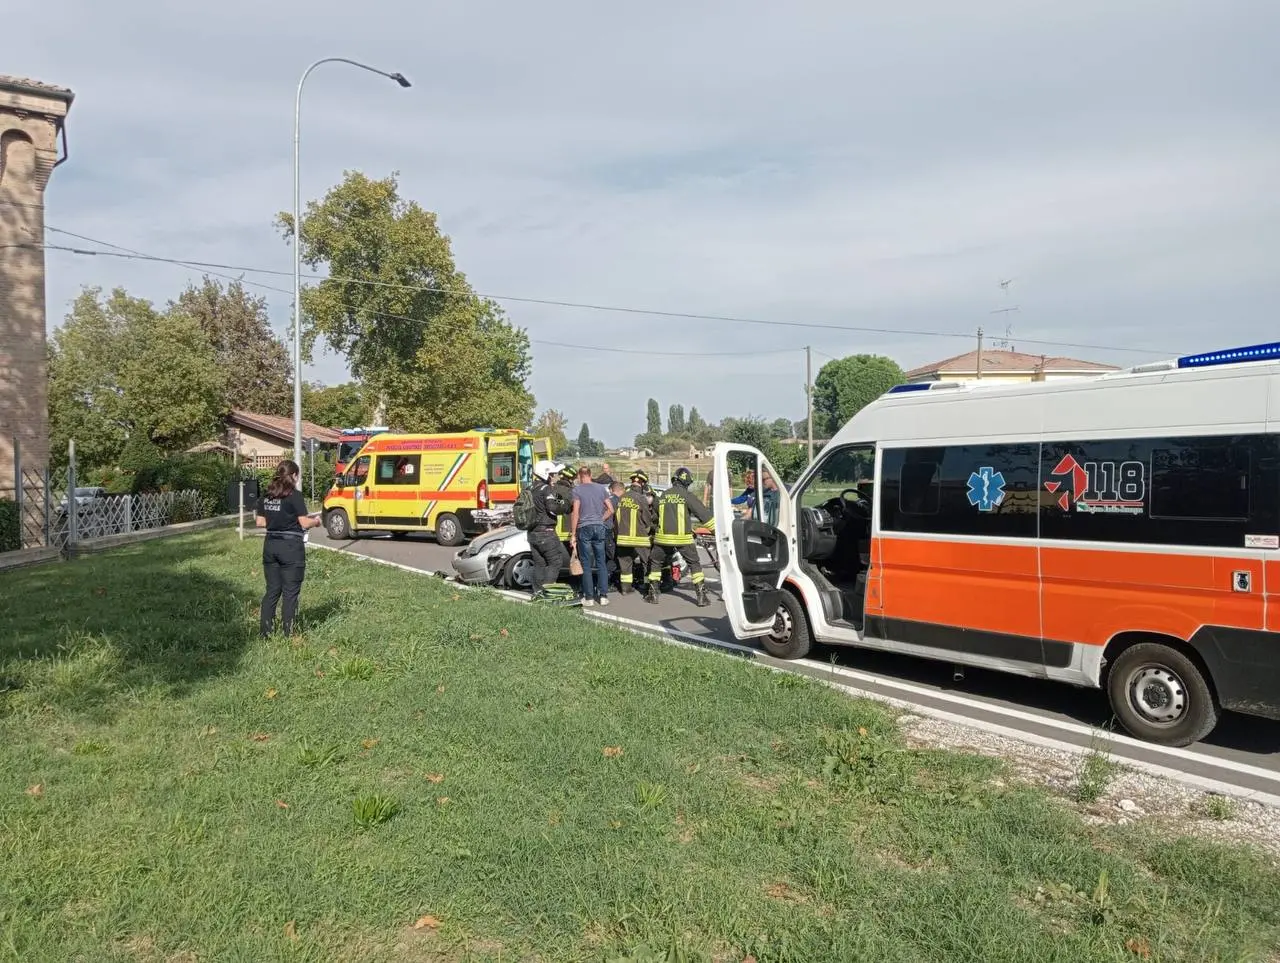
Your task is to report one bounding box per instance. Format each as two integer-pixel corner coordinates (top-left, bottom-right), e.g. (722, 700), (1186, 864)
(477, 480), (489, 508)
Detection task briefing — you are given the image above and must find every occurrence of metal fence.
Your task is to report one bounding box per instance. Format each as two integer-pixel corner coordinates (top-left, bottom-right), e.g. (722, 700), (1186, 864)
(3, 438), (214, 556)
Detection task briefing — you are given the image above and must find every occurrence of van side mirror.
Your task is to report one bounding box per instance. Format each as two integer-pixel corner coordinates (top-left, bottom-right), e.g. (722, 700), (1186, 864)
(334, 476), (345, 491)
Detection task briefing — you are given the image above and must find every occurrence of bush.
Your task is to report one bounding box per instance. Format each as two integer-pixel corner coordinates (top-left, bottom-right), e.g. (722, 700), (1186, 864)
(132, 454), (242, 512)
(0, 498), (19, 553)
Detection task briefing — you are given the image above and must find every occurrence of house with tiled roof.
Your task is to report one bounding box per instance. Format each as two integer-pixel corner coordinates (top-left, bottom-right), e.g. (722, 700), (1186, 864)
(905, 349), (1119, 385)
(221, 410), (341, 468)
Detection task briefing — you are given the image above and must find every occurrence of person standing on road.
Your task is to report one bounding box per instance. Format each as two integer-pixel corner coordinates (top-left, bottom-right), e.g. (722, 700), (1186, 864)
(256, 459), (321, 637)
(593, 462), (616, 487)
(614, 470), (654, 594)
(606, 480), (624, 591)
(569, 465), (614, 606)
(528, 460), (570, 601)
(647, 466), (712, 607)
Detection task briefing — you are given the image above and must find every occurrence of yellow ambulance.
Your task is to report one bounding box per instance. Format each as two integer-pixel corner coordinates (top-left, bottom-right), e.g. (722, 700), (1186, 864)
(321, 429), (553, 545)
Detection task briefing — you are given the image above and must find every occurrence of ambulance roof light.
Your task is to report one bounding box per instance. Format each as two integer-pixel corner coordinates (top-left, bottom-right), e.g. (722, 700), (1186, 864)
(886, 381), (965, 395)
(1177, 341), (1280, 369)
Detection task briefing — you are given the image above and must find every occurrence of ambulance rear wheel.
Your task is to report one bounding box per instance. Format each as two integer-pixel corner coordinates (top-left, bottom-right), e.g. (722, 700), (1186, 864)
(435, 513), (464, 547)
(1107, 642), (1220, 747)
(325, 509), (352, 540)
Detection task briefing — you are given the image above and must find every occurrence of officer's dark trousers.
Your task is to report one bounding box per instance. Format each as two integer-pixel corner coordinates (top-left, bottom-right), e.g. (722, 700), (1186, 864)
(616, 544), (650, 588)
(529, 529), (567, 593)
(648, 541), (703, 584)
(262, 536), (306, 636)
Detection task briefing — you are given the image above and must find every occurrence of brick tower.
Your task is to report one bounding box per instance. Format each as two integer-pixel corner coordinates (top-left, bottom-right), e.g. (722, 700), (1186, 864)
(0, 74), (73, 492)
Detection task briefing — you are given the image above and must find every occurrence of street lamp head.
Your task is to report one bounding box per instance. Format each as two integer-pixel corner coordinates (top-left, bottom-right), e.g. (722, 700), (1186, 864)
(390, 72), (411, 88)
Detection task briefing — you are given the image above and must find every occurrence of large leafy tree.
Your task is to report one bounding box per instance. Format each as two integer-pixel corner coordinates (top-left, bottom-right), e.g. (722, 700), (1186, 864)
(302, 381), (369, 428)
(278, 171), (534, 432)
(668, 404), (685, 435)
(48, 287), (224, 469)
(646, 398), (662, 436)
(813, 354), (905, 435)
(530, 409), (569, 457)
(171, 278), (291, 415)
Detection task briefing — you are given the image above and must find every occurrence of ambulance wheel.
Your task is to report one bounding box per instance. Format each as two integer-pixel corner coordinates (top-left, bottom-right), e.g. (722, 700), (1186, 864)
(325, 509), (352, 540)
(1106, 642), (1220, 747)
(435, 513), (464, 547)
(760, 590), (812, 661)
(502, 553), (534, 591)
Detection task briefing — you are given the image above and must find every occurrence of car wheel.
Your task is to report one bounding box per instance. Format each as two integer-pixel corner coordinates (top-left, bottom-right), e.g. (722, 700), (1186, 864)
(760, 590), (812, 660)
(434, 512), (465, 547)
(325, 509), (352, 540)
(502, 553), (535, 591)
(1106, 642), (1220, 747)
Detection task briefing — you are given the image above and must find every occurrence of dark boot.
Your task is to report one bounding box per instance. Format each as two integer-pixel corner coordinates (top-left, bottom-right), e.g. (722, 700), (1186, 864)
(644, 582), (660, 604)
(695, 584), (710, 607)
(620, 579), (634, 595)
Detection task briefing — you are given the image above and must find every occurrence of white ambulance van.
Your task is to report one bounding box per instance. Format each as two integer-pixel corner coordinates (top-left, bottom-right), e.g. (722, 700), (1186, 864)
(711, 341), (1280, 747)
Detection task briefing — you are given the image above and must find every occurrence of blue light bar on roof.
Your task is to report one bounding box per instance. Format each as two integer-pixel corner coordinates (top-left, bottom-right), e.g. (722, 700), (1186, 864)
(1177, 341), (1280, 369)
(887, 383), (932, 394)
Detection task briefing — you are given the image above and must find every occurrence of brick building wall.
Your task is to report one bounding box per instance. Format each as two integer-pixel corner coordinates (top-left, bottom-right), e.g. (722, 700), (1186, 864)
(0, 75), (73, 492)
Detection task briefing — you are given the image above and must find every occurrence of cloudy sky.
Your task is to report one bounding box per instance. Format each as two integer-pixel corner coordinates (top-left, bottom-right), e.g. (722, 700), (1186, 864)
(15, 0), (1280, 444)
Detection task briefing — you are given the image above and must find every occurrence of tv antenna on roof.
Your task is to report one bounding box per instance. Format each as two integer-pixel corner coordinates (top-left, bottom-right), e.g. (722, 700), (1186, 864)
(990, 278), (1019, 349)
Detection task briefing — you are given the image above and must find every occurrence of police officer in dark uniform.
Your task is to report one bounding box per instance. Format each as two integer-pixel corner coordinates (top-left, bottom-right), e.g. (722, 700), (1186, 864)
(647, 466), (712, 607)
(528, 459), (571, 601)
(613, 470), (654, 594)
(255, 459), (321, 636)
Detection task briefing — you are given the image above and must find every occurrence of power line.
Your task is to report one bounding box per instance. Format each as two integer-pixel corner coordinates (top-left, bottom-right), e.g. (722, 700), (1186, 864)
(34, 237), (1181, 357)
(37, 231), (796, 359)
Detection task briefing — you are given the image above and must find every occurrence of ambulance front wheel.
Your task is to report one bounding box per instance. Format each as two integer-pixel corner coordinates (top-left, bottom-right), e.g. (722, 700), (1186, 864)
(435, 512), (465, 547)
(1106, 642), (1220, 747)
(760, 590), (812, 661)
(324, 509), (353, 540)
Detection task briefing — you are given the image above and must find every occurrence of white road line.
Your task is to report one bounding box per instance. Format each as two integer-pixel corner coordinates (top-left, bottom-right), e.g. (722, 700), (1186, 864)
(309, 541), (1280, 799)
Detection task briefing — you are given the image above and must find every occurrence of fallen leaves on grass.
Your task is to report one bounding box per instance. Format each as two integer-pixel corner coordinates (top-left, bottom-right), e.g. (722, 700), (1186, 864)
(413, 915), (441, 931)
(602, 746), (624, 758)
(265, 688), (279, 699)
(249, 732), (271, 742)
(25, 784), (43, 798)
(284, 921), (298, 941)
(500, 628), (509, 637)
(1125, 937), (1152, 958)
(275, 800), (290, 809)
(425, 773), (445, 784)
(93, 586), (106, 597)
(436, 684), (446, 694)
(361, 738), (380, 750)
(436, 797), (451, 807)
(201, 726), (218, 737)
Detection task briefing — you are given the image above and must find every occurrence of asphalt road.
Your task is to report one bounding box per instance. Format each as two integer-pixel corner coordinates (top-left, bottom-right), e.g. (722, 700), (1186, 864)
(308, 528), (1280, 799)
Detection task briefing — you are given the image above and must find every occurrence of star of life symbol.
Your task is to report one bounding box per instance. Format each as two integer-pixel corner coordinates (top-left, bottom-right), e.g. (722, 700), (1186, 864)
(966, 466), (1006, 512)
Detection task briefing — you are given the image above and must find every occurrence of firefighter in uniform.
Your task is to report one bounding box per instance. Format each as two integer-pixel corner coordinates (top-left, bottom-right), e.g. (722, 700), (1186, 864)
(647, 466), (712, 607)
(613, 471), (654, 594)
(554, 464), (576, 552)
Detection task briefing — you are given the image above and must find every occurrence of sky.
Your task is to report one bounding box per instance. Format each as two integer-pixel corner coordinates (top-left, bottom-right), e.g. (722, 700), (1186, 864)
(13, 0), (1280, 445)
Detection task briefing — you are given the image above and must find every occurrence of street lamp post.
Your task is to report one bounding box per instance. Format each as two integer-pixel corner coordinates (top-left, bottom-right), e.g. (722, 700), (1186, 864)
(293, 57), (410, 460)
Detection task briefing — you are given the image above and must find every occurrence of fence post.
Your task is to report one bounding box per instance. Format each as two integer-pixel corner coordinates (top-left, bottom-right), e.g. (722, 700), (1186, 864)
(124, 494), (133, 534)
(238, 478), (245, 540)
(66, 439), (77, 548)
(42, 467), (51, 546)
(12, 437), (23, 548)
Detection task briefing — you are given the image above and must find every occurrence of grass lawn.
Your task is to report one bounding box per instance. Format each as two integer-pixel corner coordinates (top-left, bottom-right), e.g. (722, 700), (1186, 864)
(2, 532), (1278, 962)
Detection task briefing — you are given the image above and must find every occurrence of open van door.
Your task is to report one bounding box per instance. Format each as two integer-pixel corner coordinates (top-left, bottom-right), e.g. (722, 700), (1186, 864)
(711, 442), (792, 639)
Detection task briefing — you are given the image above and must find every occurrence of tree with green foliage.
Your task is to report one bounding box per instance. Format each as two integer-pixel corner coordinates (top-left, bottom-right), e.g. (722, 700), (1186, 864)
(49, 288), (225, 469)
(668, 404), (685, 435)
(577, 423), (593, 456)
(770, 417), (793, 439)
(530, 409), (569, 457)
(813, 354), (905, 435)
(302, 381), (369, 429)
(688, 407), (705, 432)
(171, 278), (291, 416)
(120, 309), (225, 451)
(646, 398), (662, 436)
(278, 171), (534, 433)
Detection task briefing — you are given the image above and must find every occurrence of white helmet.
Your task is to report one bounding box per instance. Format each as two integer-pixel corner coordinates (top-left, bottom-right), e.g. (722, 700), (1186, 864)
(533, 459), (560, 481)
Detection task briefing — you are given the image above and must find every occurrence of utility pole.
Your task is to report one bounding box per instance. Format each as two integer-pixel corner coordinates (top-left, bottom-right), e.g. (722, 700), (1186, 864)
(975, 327), (984, 380)
(805, 345), (814, 464)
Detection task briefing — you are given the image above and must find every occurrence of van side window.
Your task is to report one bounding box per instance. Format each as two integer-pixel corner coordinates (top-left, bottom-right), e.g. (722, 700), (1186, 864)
(880, 444), (1039, 538)
(1151, 442), (1249, 521)
(376, 454), (421, 485)
(1039, 435), (1280, 548)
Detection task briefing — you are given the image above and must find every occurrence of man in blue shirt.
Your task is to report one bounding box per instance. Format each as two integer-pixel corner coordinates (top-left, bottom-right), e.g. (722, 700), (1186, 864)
(569, 466), (614, 606)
